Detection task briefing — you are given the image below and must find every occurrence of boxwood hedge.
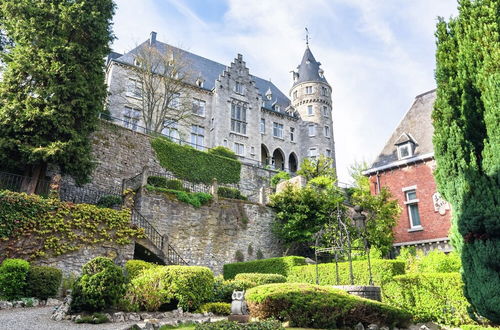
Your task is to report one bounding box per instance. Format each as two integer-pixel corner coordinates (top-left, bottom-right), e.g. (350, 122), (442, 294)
(151, 137), (241, 184)
(234, 273), (286, 286)
(223, 256), (306, 280)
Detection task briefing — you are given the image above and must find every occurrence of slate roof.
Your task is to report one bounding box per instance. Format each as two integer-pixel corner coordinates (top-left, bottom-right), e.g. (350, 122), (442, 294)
(293, 46), (328, 87)
(367, 89), (436, 171)
(110, 39), (291, 111)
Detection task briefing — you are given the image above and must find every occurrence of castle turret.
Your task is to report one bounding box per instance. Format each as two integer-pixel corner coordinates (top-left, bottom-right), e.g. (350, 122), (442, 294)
(290, 46), (336, 170)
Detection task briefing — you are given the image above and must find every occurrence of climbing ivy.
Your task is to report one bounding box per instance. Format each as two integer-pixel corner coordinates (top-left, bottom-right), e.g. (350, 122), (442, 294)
(0, 190), (144, 261)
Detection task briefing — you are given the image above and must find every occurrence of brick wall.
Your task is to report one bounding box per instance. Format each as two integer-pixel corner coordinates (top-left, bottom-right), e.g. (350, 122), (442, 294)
(368, 160), (452, 246)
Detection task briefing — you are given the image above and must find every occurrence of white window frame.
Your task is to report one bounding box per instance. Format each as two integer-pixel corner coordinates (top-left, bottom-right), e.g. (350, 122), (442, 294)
(235, 81), (245, 95)
(324, 125), (330, 137)
(171, 93), (180, 109)
(260, 118), (265, 134)
(305, 86), (313, 94)
(397, 142), (413, 160)
(307, 105), (313, 116)
(190, 125), (205, 150)
(192, 98), (206, 117)
(126, 79), (142, 99)
(290, 127), (295, 142)
(326, 149), (332, 158)
(308, 124), (316, 137)
(231, 103), (247, 135)
(323, 105), (329, 117)
(403, 187), (422, 229)
(233, 142), (245, 156)
(308, 147), (318, 159)
(123, 106), (141, 130)
(321, 87), (327, 96)
(273, 122), (284, 139)
(162, 119), (179, 141)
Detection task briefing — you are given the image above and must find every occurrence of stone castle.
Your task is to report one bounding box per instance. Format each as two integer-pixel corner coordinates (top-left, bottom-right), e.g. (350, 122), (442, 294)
(105, 32), (335, 173)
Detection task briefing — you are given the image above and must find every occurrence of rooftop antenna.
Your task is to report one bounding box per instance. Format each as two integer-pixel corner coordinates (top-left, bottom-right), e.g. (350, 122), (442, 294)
(305, 27), (310, 47)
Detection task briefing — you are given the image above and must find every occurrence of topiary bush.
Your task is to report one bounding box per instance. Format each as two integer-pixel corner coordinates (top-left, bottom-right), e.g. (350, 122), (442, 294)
(197, 302), (231, 315)
(96, 195), (122, 209)
(208, 146), (238, 160)
(26, 266), (63, 300)
(71, 257), (127, 312)
(147, 176), (168, 188)
(194, 319), (283, 329)
(125, 260), (157, 280)
(218, 187), (247, 200)
(211, 276), (257, 303)
(383, 272), (473, 326)
(0, 258), (30, 300)
(223, 256), (306, 280)
(234, 273), (286, 286)
(246, 283), (411, 329)
(126, 265), (214, 312)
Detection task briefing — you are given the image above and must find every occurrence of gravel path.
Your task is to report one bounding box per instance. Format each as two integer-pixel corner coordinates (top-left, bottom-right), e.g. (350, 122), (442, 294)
(0, 307), (137, 330)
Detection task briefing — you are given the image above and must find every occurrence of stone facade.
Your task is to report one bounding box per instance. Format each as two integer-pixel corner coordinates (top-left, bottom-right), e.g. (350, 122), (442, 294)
(135, 189), (282, 274)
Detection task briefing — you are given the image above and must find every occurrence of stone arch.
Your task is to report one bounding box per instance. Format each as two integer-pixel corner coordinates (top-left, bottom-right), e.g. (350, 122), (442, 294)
(272, 148), (285, 171)
(289, 152), (298, 173)
(261, 144), (270, 166)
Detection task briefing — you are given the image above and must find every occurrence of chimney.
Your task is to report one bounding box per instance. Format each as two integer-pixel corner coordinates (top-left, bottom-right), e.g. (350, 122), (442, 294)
(149, 31), (157, 45)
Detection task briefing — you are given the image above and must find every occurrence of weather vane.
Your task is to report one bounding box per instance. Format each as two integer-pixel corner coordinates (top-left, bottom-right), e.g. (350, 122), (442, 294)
(305, 27), (310, 46)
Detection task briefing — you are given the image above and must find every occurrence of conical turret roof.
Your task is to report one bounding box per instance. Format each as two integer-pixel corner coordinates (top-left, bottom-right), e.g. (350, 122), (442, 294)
(293, 46), (328, 86)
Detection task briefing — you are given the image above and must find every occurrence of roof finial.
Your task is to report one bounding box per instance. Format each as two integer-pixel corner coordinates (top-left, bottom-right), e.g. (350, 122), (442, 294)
(305, 27), (309, 47)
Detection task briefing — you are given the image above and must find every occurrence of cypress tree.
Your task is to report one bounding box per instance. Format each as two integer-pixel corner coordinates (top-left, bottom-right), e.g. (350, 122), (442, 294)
(433, 0), (499, 322)
(0, 0), (115, 189)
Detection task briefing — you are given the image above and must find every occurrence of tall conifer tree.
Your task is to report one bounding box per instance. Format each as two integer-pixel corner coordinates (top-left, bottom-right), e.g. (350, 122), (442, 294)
(433, 0), (499, 322)
(0, 0), (115, 190)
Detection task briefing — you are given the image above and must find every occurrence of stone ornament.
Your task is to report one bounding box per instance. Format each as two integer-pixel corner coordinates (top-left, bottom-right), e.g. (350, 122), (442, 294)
(231, 290), (248, 315)
(432, 192), (450, 215)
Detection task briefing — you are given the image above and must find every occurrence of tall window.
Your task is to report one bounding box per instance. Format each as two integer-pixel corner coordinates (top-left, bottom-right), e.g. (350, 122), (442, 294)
(321, 86), (328, 96)
(123, 106), (140, 130)
(290, 127), (295, 142)
(305, 86), (313, 94)
(192, 98), (206, 116)
(308, 147), (318, 159)
(171, 93), (180, 109)
(127, 79), (142, 98)
(231, 103), (247, 134)
(260, 118), (266, 133)
(235, 81), (244, 94)
(233, 142), (245, 156)
(323, 105), (329, 117)
(293, 91), (298, 100)
(307, 105), (313, 116)
(308, 124), (316, 137)
(324, 125), (330, 137)
(273, 122), (283, 138)
(162, 119), (179, 140)
(190, 125), (205, 150)
(326, 149), (332, 158)
(405, 189), (421, 228)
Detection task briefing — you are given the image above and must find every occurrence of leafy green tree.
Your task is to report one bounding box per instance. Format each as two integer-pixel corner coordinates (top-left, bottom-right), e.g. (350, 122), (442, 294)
(0, 0), (115, 191)
(433, 0), (499, 322)
(297, 155), (336, 181)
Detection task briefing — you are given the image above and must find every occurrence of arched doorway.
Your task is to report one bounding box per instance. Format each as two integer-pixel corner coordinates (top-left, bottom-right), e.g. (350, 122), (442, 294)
(289, 152), (298, 173)
(272, 148), (285, 171)
(261, 144), (270, 166)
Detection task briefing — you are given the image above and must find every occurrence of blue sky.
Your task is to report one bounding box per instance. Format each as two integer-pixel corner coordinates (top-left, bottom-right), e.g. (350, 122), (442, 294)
(111, 0), (458, 182)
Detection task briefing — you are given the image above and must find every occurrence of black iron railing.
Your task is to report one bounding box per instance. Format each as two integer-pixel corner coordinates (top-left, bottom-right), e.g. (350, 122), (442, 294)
(59, 185), (122, 205)
(131, 207), (164, 250)
(165, 243), (188, 266)
(147, 170), (211, 194)
(0, 171), (51, 196)
(122, 172), (143, 191)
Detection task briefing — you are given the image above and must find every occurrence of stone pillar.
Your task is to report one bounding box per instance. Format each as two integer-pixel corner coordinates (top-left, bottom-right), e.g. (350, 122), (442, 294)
(259, 186), (265, 205)
(141, 165), (149, 188)
(211, 178), (218, 202)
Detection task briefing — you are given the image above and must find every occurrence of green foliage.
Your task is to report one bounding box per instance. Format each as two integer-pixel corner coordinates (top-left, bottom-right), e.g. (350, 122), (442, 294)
(217, 187), (246, 200)
(0, 190), (144, 260)
(0, 0), (115, 184)
(210, 276), (256, 303)
(26, 266), (62, 300)
(166, 179), (189, 192)
(234, 250), (244, 262)
(0, 258), (30, 300)
(71, 257), (127, 312)
(234, 273), (286, 286)
(401, 250), (462, 273)
(207, 146), (237, 160)
(245, 283), (411, 329)
(270, 171), (290, 187)
(74, 312), (109, 324)
(433, 0), (500, 323)
(146, 185), (212, 208)
(197, 302), (231, 315)
(223, 256), (306, 280)
(461, 326), (499, 330)
(125, 260), (157, 280)
(96, 195), (123, 209)
(126, 265), (214, 312)
(383, 273), (473, 326)
(151, 137), (241, 184)
(194, 320), (283, 330)
(256, 250), (264, 260)
(296, 155), (336, 181)
(147, 176), (169, 188)
(287, 259), (405, 287)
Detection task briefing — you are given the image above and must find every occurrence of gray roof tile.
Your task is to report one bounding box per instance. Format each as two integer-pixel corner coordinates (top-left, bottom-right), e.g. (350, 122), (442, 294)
(293, 47), (328, 86)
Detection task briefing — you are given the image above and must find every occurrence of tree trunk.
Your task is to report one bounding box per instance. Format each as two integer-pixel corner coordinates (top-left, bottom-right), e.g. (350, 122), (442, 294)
(20, 163), (46, 194)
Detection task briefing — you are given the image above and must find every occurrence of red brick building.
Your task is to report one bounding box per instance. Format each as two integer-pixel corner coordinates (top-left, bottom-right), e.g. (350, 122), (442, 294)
(364, 90), (452, 254)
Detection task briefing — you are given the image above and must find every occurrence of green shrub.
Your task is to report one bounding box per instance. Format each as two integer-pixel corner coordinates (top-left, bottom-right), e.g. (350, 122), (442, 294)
(223, 256), (306, 280)
(0, 258), (30, 300)
(234, 250), (244, 262)
(26, 266), (62, 300)
(270, 171), (290, 187)
(126, 265), (214, 312)
(211, 276), (257, 303)
(246, 283), (411, 329)
(383, 272), (473, 326)
(166, 179), (189, 191)
(256, 250), (264, 260)
(218, 187), (247, 200)
(125, 260), (157, 280)
(71, 257), (126, 312)
(287, 259), (405, 286)
(234, 273), (286, 286)
(74, 312), (109, 324)
(146, 185), (212, 208)
(461, 326), (498, 330)
(147, 176), (168, 188)
(96, 195), (122, 208)
(197, 302), (231, 315)
(406, 250), (461, 273)
(208, 146), (238, 160)
(195, 320), (283, 330)
(151, 137), (241, 184)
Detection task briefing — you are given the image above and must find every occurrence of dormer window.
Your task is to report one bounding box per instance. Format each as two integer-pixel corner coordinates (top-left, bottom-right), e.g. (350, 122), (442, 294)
(196, 77), (204, 88)
(275, 104), (281, 112)
(397, 142), (413, 159)
(319, 68), (324, 78)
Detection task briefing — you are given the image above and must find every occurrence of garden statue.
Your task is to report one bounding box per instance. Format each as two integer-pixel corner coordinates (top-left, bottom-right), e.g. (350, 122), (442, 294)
(231, 290), (248, 315)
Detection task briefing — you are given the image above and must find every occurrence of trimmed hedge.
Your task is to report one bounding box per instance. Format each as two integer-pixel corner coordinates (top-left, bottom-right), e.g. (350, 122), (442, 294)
(195, 320), (283, 329)
(125, 260), (157, 280)
(245, 283), (411, 329)
(211, 276), (257, 303)
(146, 185), (212, 208)
(234, 273), (286, 286)
(383, 272), (474, 326)
(207, 146), (238, 160)
(26, 266), (63, 300)
(217, 187), (247, 200)
(198, 302), (231, 315)
(0, 258), (30, 300)
(126, 265), (214, 311)
(287, 259), (405, 286)
(223, 256), (306, 280)
(147, 176), (168, 188)
(151, 137), (241, 184)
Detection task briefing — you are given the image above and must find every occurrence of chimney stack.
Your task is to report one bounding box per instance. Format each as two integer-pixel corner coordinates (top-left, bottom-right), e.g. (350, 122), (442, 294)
(149, 31), (157, 45)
